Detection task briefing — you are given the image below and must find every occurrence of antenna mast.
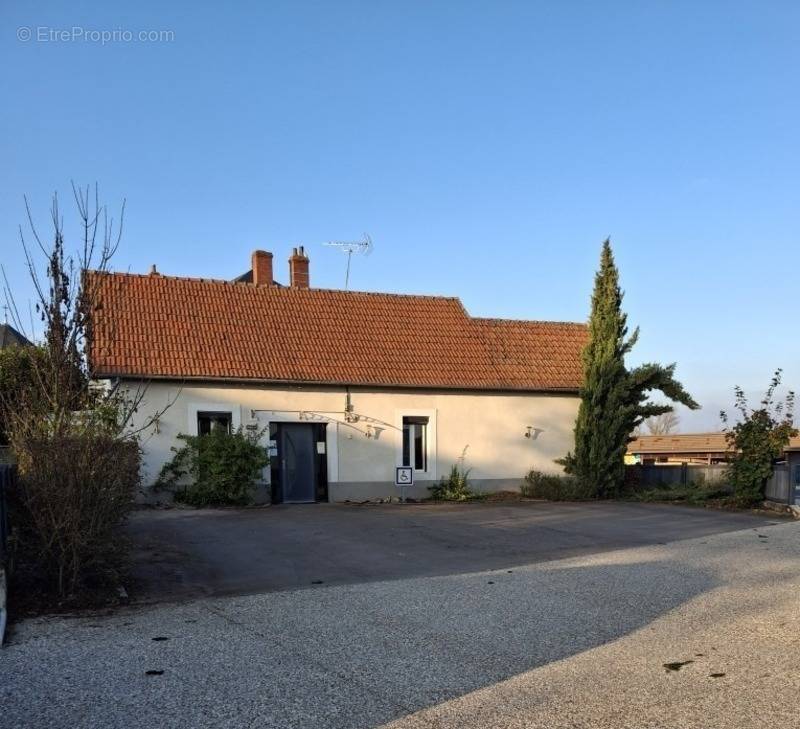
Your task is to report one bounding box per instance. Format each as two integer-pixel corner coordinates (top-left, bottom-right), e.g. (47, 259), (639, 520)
(324, 234), (373, 290)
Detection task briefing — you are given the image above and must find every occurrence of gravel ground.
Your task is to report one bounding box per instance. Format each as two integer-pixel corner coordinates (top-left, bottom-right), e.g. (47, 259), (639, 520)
(2, 520), (798, 729)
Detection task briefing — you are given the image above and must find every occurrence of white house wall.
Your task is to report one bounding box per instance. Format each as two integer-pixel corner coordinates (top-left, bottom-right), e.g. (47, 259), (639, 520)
(123, 381), (579, 502)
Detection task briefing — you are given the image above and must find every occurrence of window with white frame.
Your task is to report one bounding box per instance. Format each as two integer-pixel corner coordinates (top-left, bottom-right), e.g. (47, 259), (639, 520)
(402, 416), (429, 472)
(197, 411), (232, 435)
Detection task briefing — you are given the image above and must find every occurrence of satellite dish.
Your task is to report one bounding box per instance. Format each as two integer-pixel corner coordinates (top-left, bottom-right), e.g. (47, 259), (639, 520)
(324, 234), (373, 290)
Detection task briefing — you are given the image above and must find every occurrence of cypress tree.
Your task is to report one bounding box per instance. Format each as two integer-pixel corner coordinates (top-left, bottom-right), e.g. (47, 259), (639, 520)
(561, 240), (698, 497)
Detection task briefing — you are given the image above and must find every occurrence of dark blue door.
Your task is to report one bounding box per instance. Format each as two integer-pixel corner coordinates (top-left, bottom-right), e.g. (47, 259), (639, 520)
(279, 424), (316, 503)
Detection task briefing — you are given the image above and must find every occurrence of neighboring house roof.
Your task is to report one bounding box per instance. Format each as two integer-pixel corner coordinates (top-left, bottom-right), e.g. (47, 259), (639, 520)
(628, 432), (800, 455)
(628, 433), (731, 457)
(0, 323), (32, 349)
(85, 270), (588, 392)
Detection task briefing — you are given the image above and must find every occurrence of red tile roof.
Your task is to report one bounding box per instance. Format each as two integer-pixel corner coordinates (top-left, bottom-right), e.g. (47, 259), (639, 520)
(86, 271), (587, 392)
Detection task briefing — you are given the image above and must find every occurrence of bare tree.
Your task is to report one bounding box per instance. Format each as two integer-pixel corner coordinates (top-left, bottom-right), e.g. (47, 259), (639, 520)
(0, 184), (173, 597)
(1, 183), (172, 439)
(644, 411), (680, 435)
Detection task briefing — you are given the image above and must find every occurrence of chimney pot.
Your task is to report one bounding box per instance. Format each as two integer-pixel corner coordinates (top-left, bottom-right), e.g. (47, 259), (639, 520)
(289, 247), (310, 289)
(251, 250), (273, 286)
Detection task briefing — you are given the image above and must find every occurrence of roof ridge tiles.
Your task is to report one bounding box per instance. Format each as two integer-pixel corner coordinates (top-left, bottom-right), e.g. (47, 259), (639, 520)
(472, 316), (587, 327)
(88, 269), (467, 303)
(85, 268), (587, 391)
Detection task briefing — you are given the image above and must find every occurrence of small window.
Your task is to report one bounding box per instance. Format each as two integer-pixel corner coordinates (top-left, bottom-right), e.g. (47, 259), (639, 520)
(402, 416), (428, 471)
(197, 411), (232, 436)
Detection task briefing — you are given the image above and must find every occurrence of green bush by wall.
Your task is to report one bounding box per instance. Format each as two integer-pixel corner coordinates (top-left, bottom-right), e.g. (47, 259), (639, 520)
(157, 428), (268, 506)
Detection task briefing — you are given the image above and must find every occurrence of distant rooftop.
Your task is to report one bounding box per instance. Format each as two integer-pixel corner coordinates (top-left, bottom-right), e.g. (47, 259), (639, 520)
(0, 323), (32, 349)
(628, 432), (800, 454)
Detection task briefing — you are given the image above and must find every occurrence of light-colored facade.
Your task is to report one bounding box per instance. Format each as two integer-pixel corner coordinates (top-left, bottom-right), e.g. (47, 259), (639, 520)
(129, 380), (580, 503)
(89, 248), (587, 505)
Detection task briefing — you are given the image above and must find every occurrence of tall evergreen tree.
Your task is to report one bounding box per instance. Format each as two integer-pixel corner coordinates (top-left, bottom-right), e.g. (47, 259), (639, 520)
(561, 240), (699, 497)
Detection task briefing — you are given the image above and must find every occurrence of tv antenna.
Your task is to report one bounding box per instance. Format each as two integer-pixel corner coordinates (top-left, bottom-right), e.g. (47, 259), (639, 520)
(324, 233), (373, 290)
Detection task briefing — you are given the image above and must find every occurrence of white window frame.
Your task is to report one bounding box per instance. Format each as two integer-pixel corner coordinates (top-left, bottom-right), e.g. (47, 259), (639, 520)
(395, 409), (436, 480)
(187, 402), (242, 436)
(196, 411), (234, 435)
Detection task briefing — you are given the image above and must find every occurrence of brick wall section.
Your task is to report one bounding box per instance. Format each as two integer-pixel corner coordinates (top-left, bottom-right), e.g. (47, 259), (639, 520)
(251, 250), (273, 286)
(289, 247), (310, 289)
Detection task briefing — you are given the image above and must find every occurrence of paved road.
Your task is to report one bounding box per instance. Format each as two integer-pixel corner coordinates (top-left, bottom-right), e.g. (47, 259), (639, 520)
(126, 501), (778, 600)
(3, 517), (798, 728)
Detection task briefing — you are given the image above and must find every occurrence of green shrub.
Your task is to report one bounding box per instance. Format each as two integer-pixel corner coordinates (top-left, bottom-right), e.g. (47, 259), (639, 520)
(632, 482), (732, 505)
(0, 345), (48, 446)
(721, 370), (796, 507)
(521, 470), (587, 500)
(429, 463), (473, 501)
(157, 427), (268, 506)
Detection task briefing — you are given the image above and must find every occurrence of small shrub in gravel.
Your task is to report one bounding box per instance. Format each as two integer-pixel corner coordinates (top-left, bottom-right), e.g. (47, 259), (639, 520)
(429, 463), (473, 501)
(632, 482), (733, 505)
(520, 470), (589, 500)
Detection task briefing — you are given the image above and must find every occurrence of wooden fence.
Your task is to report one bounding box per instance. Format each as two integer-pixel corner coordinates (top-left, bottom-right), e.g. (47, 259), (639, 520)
(628, 462), (797, 505)
(626, 463), (728, 488)
(765, 465), (790, 504)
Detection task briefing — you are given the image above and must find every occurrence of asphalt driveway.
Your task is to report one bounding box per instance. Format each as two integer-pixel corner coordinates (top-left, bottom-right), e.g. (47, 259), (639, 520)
(5, 518), (799, 729)
(126, 501), (778, 601)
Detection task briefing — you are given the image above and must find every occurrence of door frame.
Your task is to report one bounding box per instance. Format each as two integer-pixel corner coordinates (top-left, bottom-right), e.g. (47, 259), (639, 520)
(270, 421), (329, 504)
(263, 413), (339, 485)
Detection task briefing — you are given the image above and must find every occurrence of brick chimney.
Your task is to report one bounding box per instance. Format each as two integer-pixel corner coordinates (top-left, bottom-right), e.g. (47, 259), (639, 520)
(289, 246), (310, 289)
(251, 250), (273, 286)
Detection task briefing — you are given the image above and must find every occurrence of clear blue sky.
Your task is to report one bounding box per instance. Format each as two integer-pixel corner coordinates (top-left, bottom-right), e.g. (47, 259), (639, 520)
(2, 1), (798, 430)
